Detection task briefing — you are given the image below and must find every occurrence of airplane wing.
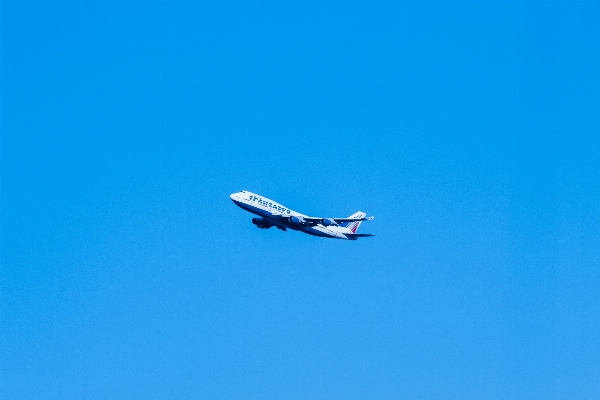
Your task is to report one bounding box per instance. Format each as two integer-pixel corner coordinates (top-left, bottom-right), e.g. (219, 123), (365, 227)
(269, 213), (315, 225)
(274, 215), (374, 226)
(331, 216), (374, 223)
(302, 216), (374, 223)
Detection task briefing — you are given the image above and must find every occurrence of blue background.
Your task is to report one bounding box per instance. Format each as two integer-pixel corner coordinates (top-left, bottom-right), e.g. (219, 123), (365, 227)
(2, 1), (599, 399)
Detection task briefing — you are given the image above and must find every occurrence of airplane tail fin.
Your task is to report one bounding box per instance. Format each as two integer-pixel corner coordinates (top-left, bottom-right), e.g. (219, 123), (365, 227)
(339, 211), (366, 233)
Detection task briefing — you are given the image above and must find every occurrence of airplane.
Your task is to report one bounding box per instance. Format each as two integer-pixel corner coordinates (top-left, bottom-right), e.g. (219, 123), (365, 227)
(230, 190), (375, 240)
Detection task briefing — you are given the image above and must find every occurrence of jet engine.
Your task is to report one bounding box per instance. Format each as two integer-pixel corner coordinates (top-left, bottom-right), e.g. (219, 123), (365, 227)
(289, 216), (304, 225)
(323, 218), (337, 226)
(252, 217), (271, 229)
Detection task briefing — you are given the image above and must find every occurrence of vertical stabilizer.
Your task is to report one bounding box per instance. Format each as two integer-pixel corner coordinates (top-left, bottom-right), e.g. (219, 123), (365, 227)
(339, 211), (366, 233)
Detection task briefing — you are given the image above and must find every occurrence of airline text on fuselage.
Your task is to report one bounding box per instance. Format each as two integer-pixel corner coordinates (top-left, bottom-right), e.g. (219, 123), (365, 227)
(248, 195), (291, 214)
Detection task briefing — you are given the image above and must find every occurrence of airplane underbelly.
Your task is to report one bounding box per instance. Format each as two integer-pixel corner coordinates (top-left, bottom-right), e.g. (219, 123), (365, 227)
(303, 226), (342, 239)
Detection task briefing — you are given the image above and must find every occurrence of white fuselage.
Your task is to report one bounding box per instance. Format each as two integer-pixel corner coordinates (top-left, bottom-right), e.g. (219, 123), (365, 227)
(230, 191), (355, 239)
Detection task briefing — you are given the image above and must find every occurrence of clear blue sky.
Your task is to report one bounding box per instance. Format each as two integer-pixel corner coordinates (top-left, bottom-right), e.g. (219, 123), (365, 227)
(2, 1), (599, 399)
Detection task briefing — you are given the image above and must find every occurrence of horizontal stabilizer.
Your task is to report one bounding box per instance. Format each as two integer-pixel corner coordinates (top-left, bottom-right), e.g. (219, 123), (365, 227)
(345, 233), (375, 239)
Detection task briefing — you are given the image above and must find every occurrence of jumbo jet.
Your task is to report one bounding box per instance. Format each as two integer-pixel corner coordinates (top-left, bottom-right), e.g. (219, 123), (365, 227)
(230, 191), (375, 240)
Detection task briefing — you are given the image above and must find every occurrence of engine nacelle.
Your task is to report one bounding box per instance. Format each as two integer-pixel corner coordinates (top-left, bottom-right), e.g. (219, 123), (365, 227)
(290, 216), (303, 225)
(252, 217), (271, 229)
(323, 218), (337, 226)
